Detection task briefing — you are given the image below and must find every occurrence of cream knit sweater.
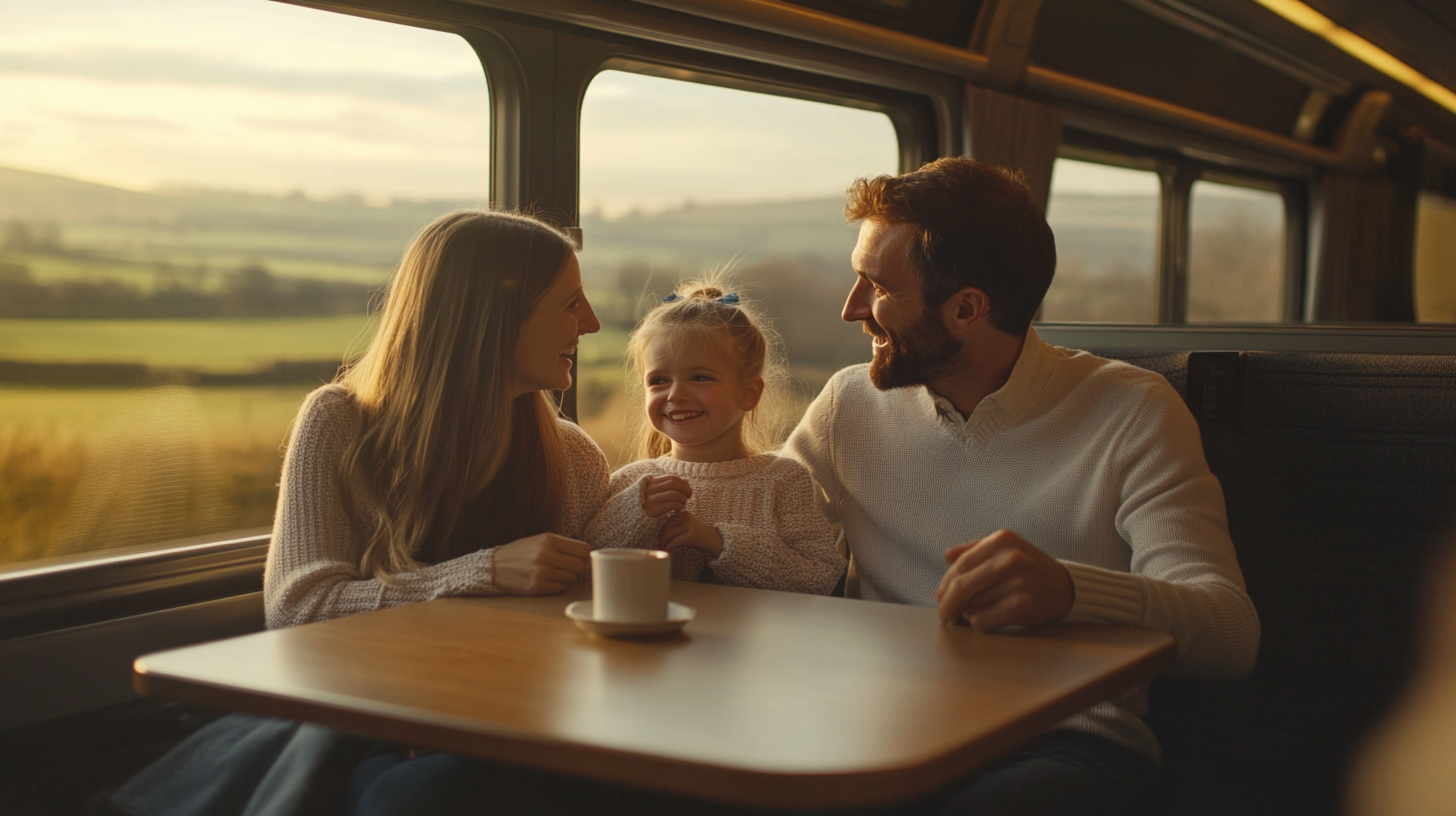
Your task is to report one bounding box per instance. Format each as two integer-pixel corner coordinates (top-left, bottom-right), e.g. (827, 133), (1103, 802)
(264, 386), (609, 629)
(784, 328), (1260, 758)
(584, 453), (844, 595)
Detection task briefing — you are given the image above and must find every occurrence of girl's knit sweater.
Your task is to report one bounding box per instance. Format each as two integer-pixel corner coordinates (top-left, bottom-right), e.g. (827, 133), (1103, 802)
(584, 453), (844, 595)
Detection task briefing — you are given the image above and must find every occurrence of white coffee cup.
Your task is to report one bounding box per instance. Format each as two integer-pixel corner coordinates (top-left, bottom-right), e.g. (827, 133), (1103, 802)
(591, 549), (670, 623)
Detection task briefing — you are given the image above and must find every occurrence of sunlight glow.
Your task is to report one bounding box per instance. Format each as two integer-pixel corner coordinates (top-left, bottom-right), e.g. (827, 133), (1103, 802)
(1251, 0), (1456, 115)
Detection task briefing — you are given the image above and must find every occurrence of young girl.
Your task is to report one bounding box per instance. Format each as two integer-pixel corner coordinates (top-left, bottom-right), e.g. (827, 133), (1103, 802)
(586, 282), (843, 594)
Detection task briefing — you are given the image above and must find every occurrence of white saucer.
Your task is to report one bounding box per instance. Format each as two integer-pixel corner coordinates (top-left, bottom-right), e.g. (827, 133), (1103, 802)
(565, 601), (696, 638)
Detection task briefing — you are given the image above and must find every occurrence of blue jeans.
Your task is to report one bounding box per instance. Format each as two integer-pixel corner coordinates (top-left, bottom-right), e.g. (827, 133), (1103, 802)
(935, 730), (1161, 816)
(347, 730), (1159, 816)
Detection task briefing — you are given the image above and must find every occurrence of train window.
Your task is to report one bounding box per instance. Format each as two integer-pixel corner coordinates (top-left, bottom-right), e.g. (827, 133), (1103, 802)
(1041, 157), (1160, 323)
(575, 69), (898, 465)
(0, 2), (490, 567)
(1187, 180), (1286, 322)
(1414, 192), (1456, 324)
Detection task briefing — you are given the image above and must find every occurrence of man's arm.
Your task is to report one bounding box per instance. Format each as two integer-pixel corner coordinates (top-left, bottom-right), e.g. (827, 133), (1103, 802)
(936, 381), (1259, 680)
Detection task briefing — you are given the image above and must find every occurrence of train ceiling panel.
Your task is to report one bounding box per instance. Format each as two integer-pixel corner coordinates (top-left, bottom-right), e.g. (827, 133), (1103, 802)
(779, 0), (983, 47)
(1301, 0), (1456, 94)
(1031, 0), (1312, 137)
(1182, 0), (1456, 143)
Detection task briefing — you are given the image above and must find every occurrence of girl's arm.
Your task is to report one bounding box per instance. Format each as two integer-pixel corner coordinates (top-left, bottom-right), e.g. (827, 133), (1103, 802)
(583, 467), (663, 552)
(587, 468), (712, 581)
(705, 461), (845, 595)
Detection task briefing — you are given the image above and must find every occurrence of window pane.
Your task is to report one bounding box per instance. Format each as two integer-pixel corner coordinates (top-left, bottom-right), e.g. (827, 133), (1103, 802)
(1415, 192), (1456, 324)
(1188, 180), (1285, 322)
(577, 70), (898, 466)
(1041, 159), (1159, 322)
(0, 1), (489, 567)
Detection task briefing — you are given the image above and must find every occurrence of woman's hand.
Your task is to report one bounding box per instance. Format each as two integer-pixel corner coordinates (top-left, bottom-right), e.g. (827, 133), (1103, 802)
(656, 511), (724, 558)
(491, 534), (592, 595)
(641, 475), (692, 518)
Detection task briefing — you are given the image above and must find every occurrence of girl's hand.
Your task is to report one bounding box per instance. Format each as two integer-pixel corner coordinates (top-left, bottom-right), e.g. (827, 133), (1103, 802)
(491, 533), (591, 595)
(642, 475), (692, 518)
(657, 510), (724, 557)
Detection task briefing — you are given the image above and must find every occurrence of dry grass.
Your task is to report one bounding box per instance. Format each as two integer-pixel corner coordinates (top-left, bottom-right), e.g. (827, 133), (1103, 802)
(0, 372), (832, 567)
(0, 429), (85, 563)
(0, 386), (299, 566)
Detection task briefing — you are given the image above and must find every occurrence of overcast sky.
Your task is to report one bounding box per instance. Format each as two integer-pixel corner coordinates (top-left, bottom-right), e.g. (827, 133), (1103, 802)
(1, 0), (1158, 210)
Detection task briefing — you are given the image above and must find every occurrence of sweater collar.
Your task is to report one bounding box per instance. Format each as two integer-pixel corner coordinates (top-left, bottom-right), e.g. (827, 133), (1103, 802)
(926, 327), (1058, 440)
(652, 452), (779, 479)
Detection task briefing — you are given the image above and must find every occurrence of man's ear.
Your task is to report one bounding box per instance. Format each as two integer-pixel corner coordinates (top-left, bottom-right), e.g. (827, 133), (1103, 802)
(741, 376), (766, 411)
(942, 287), (992, 337)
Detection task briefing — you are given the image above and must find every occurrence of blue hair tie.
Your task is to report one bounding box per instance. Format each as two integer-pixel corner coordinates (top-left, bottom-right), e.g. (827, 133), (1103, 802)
(661, 292), (740, 304)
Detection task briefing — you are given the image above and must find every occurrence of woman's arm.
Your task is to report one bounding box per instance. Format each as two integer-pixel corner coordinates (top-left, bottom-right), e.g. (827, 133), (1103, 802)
(264, 389), (590, 628)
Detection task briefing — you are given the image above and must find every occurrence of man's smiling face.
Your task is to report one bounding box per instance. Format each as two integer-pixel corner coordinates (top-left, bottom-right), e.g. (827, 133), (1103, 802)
(843, 220), (961, 391)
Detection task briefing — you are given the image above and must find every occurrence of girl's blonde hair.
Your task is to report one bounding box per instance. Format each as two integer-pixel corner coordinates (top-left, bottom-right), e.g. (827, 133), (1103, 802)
(336, 209), (576, 579)
(625, 277), (790, 460)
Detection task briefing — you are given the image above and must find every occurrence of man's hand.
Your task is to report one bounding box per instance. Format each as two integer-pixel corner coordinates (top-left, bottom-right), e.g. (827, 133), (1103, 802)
(934, 529), (1074, 630)
(657, 510), (724, 557)
(642, 475), (692, 518)
(491, 534), (592, 595)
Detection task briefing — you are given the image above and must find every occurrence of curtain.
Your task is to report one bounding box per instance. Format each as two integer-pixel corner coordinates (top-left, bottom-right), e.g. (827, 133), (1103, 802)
(964, 84), (1063, 210)
(1309, 169), (1418, 322)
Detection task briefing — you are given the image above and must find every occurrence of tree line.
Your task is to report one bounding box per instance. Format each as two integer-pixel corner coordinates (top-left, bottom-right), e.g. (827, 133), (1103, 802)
(0, 261), (376, 319)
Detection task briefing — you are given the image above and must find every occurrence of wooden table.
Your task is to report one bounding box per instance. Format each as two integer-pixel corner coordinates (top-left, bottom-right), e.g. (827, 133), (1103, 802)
(134, 581), (1174, 809)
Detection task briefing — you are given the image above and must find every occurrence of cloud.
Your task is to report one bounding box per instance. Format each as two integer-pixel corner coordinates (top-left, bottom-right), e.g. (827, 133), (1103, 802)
(0, 45), (486, 106)
(45, 110), (189, 133)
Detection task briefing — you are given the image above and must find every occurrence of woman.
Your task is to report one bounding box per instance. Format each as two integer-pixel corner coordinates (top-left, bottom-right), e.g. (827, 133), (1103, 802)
(106, 209), (610, 816)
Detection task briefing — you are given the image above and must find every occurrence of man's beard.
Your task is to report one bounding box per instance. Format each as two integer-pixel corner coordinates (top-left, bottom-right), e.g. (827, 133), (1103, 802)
(865, 310), (962, 391)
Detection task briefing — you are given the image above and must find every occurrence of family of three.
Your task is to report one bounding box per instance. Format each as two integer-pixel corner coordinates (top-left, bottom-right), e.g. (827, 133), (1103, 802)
(106, 157), (1259, 816)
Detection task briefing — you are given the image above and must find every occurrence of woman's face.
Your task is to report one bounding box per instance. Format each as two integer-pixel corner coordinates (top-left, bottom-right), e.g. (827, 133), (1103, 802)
(511, 253), (600, 397)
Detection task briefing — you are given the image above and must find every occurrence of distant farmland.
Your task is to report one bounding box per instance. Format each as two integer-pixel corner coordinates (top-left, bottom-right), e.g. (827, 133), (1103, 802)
(0, 162), (1174, 565)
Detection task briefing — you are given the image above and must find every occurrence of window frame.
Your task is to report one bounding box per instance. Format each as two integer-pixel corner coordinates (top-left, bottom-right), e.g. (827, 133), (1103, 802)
(1050, 134), (1309, 325)
(0, 9), (500, 633)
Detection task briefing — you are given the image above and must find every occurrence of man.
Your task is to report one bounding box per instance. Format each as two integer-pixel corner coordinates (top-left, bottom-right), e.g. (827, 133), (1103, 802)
(784, 157), (1259, 815)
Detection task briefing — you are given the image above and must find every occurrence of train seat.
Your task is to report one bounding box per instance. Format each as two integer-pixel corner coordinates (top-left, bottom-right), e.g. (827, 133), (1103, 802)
(1095, 347), (1456, 816)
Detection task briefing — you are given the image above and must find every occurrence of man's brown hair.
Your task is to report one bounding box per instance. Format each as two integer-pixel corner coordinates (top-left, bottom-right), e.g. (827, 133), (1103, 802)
(845, 157), (1056, 335)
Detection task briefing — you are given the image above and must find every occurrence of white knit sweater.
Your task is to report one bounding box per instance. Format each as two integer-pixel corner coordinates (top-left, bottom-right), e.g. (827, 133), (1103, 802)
(783, 328), (1260, 757)
(584, 453), (844, 595)
(264, 385), (610, 629)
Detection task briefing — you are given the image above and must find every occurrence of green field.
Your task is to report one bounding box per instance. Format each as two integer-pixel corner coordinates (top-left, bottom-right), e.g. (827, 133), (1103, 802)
(0, 163), (860, 567)
(0, 315), (378, 371)
(11, 248), (392, 290)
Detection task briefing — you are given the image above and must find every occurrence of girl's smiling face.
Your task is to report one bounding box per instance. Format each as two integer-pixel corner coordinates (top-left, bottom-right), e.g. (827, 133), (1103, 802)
(643, 331), (764, 463)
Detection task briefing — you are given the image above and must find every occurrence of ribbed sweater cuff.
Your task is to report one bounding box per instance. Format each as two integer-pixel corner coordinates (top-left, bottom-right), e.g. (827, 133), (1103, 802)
(1061, 561), (1145, 626)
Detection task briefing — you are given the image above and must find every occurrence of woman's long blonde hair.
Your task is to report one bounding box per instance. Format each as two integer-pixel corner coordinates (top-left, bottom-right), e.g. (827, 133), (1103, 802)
(625, 278), (790, 460)
(337, 209), (576, 579)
